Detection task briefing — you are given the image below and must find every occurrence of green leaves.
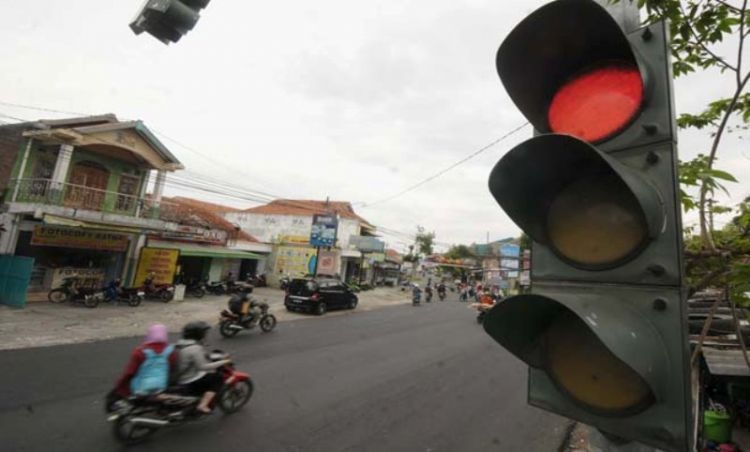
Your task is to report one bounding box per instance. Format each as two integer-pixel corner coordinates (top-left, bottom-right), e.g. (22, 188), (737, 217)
(678, 155), (737, 211)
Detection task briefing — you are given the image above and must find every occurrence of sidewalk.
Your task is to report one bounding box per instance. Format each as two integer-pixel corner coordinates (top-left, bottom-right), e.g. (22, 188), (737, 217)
(0, 287), (409, 351)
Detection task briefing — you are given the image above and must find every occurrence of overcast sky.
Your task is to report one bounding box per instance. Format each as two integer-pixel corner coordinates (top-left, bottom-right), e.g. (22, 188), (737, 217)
(0, 0), (747, 253)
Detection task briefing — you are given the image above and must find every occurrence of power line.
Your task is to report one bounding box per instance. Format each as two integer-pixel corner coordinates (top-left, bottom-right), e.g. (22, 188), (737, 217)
(361, 121), (529, 208)
(0, 100), (87, 117)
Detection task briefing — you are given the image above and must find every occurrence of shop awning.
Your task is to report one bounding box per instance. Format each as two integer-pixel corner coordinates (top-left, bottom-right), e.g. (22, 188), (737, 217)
(151, 242), (264, 260)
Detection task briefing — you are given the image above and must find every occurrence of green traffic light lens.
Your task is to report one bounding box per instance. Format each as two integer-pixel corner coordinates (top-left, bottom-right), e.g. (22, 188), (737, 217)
(546, 172), (648, 268)
(544, 310), (655, 416)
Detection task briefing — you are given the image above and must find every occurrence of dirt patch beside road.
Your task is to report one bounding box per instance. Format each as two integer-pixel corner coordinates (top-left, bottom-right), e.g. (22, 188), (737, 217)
(0, 287), (410, 350)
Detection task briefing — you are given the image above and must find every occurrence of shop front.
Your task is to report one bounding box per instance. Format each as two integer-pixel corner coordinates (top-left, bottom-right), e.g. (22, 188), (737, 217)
(14, 224), (132, 291)
(147, 239), (263, 284)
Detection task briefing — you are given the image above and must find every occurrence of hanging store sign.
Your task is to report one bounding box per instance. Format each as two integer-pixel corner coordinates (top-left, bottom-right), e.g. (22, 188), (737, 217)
(31, 226), (129, 252)
(134, 247), (180, 286)
(310, 214), (338, 247)
(350, 236), (385, 253)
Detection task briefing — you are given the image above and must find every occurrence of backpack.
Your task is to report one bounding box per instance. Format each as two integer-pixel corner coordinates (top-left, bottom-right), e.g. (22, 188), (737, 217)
(130, 345), (174, 395)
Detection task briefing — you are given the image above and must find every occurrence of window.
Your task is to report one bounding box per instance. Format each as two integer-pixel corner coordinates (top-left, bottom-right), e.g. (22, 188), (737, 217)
(115, 174), (139, 212)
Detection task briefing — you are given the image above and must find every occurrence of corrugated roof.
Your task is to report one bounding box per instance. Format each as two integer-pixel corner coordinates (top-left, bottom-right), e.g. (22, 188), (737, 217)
(244, 199), (373, 226)
(160, 196), (258, 242)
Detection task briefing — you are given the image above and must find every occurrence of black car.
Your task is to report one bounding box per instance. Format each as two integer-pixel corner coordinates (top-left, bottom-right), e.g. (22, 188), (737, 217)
(284, 277), (358, 315)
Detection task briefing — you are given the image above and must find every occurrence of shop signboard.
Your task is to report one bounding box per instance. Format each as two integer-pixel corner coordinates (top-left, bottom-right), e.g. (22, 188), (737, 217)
(310, 214), (338, 247)
(499, 243), (521, 257)
(350, 236), (385, 253)
(519, 270), (530, 286)
(317, 250), (338, 275)
(31, 226), (129, 252)
(274, 246), (316, 276)
(369, 252), (386, 263)
(134, 247), (180, 286)
(153, 226), (227, 245)
(501, 258), (520, 278)
(278, 235), (311, 245)
(48, 267), (106, 290)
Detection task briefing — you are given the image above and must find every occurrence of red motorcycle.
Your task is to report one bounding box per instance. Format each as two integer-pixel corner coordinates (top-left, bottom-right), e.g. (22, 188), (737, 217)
(143, 283), (175, 303)
(106, 350), (253, 445)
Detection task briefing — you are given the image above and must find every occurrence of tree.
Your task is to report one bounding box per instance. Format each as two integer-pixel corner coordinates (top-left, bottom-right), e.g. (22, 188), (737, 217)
(444, 244), (475, 260)
(617, 0), (747, 251)
(415, 226), (436, 258)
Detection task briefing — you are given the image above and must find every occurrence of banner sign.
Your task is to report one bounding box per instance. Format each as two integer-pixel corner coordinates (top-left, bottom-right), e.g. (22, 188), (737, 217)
(274, 246), (316, 276)
(31, 226), (129, 252)
(317, 251), (338, 275)
(350, 235), (385, 253)
(310, 214), (338, 247)
(153, 226), (227, 245)
(134, 247), (180, 286)
(499, 243), (521, 257)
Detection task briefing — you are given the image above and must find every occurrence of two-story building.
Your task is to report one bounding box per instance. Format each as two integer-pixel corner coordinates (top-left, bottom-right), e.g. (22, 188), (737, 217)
(0, 114), (189, 292)
(224, 199), (377, 285)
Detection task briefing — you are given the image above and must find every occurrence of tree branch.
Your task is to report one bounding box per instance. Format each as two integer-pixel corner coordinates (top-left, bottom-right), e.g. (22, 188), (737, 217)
(680, 3), (738, 72)
(713, 0), (743, 13)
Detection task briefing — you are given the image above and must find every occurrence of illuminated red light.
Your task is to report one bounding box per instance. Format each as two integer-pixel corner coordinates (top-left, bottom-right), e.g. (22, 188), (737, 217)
(548, 63), (643, 142)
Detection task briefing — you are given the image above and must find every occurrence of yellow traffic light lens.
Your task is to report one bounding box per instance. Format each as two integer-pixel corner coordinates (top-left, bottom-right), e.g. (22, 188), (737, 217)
(544, 310), (654, 415)
(546, 173), (648, 267)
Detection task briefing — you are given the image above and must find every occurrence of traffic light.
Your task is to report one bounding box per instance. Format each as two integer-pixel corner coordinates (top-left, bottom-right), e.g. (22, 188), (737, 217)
(130, 0), (211, 45)
(484, 0), (690, 450)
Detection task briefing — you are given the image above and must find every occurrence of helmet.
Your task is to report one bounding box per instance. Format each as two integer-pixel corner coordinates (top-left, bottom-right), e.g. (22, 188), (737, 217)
(182, 321), (211, 341)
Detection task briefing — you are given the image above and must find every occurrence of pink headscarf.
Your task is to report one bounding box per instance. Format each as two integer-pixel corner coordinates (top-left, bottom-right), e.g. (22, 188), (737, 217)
(144, 323), (168, 344)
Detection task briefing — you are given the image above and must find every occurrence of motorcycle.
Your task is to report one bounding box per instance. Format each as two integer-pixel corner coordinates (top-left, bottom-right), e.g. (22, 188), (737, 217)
(247, 274), (266, 288)
(412, 287), (421, 306)
(48, 277), (103, 308)
(279, 275), (291, 291)
(425, 286), (433, 303)
(218, 299), (277, 338)
(144, 284), (175, 303)
(110, 287), (145, 307)
(206, 280), (227, 295)
(437, 285), (447, 301)
(106, 350), (253, 445)
(185, 280), (206, 298)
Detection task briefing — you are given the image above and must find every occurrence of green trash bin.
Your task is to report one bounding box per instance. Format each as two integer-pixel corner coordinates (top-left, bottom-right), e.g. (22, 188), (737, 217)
(704, 409), (732, 443)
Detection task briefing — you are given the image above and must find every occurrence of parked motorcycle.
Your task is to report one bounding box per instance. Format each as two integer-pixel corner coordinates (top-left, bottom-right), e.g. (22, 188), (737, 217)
(111, 287), (145, 307)
(106, 350), (253, 445)
(185, 280), (206, 298)
(48, 277), (103, 308)
(206, 280), (227, 295)
(143, 284), (175, 303)
(218, 298), (277, 338)
(247, 273), (266, 287)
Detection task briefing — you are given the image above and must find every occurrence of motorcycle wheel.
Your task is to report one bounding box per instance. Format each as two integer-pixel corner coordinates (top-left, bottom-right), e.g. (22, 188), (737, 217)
(128, 295), (142, 307)
(160, 291), (173, 303)
(84, 295), (101, 308)
(192, 288), (205, 298)
(48, 289), (68, 304)
(217, 379), (254, 414)
(260, 314), (277, 332)
(219, 321), (240, 338)
(113, 414), (157, 445)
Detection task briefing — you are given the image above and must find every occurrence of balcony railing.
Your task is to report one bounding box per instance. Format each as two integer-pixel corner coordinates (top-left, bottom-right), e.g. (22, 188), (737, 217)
(8, 178), (143, 217)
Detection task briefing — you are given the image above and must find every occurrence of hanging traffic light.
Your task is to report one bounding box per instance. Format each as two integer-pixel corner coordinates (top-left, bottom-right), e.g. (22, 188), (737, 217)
(130, 0), (211, 45)
(484, 0), (690, 450)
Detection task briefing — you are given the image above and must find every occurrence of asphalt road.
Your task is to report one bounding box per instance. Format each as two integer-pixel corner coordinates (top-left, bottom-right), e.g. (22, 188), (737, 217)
(0, 298), (570, 452)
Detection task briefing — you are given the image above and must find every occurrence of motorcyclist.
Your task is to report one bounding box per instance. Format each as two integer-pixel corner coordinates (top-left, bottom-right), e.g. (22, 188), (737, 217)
(411, 283), (422, 303)
(112, 324), (177, 399)
(228, 286), (259, 323)
(143, 272), (156, 294)
(437, 282), (446, 296)
(106, 278), (122, 303)
(176, 321), (231, 414)
(424, 284), (433, 302)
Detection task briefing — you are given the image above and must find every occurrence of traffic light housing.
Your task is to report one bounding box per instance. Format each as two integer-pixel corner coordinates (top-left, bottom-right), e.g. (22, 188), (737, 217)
(484, 0), (690, 450)
(130, 0), (211, 45)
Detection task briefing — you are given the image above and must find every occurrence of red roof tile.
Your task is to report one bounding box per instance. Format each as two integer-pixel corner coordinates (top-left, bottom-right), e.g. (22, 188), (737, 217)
(160, 197), (258, 242)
